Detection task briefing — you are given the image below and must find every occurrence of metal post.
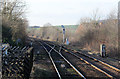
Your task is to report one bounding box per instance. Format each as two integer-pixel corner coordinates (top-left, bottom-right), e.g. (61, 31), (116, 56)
(63, 33), (65, 43)
(57, 29), (58, 41)
(61, 25), (65, 43)
(63, 28), (65, 43)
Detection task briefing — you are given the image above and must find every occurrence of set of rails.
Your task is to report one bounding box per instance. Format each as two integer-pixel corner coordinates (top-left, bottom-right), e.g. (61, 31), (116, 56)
(40, 40), (120, 79)
(39, 41), (86, 79)
(2, 45), (34, 78)
(2, 39), (119, 78)
(62, 46), (120, 78)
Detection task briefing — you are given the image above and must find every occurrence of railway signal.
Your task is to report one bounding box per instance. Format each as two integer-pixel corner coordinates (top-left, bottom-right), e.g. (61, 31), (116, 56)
(61, 25), (65, 43)
(100, 44), (106, 57)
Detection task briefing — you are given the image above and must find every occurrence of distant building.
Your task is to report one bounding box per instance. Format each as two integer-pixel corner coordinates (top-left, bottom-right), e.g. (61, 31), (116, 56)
(30, 26), (40, 28)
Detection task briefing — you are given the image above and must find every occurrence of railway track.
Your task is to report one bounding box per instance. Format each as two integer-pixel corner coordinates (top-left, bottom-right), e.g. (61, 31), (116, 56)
(39, 41), (86, 79)
(62, 47), (120, 78)
(44, 41), (120, 78)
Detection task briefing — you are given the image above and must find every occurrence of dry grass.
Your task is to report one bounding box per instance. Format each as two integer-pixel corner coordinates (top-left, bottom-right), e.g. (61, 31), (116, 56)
(71, 18), (119, 59)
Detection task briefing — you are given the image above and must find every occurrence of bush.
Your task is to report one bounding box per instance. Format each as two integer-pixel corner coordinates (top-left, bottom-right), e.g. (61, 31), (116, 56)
(1, 0), (28, 45)
(74, 16), (118, 58)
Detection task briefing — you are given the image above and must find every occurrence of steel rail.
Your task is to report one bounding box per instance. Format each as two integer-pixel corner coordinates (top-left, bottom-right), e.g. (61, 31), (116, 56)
(46, 42), (114, 78)
(62, 48), (114, 78)
(44, 42), (86, 79)
(64, 47), (120, 73)
(39, 42), (62, 79)
(78, 51), (120, 72)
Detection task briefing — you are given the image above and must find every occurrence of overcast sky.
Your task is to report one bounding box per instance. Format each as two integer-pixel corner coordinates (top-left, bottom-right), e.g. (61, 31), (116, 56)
(25, 0), (119, 26)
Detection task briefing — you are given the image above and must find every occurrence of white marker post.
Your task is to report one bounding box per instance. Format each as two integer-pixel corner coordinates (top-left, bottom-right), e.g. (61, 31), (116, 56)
(61, 25), (65, 43)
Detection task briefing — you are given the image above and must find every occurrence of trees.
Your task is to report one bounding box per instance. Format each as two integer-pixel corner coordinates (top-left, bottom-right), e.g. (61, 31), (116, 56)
(74, 9), (118, 58)
(1, 0), (28, 45)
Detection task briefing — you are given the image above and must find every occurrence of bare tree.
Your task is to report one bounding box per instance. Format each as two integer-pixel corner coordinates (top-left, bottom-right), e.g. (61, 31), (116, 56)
(2, 0), (28, 44)
(74, 9), (118, 58)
